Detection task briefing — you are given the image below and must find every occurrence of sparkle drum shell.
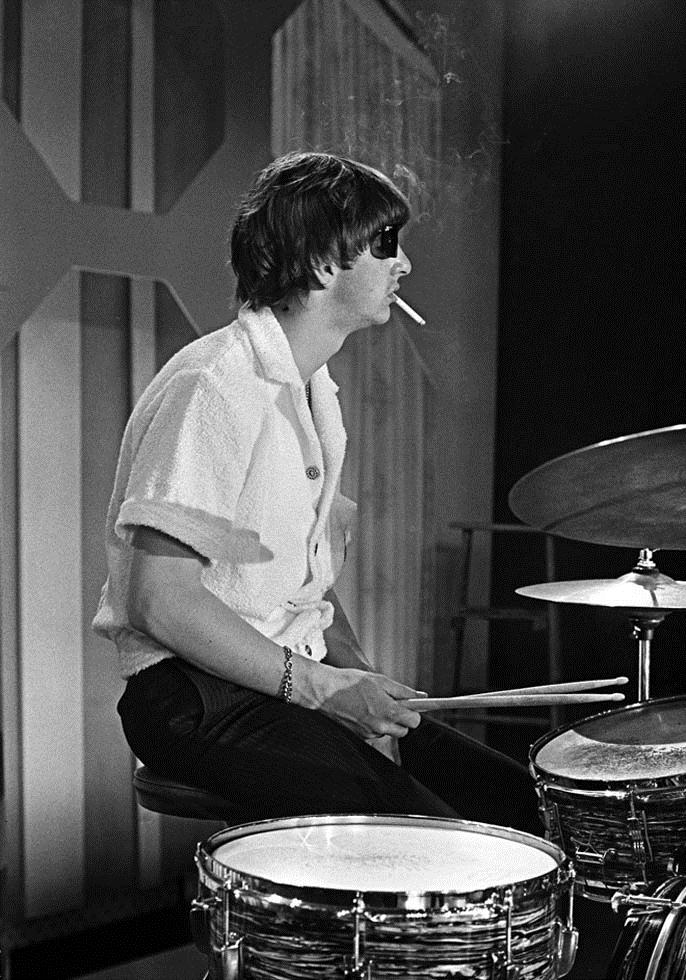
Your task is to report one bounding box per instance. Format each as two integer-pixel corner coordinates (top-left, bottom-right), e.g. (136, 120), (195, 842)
(530, 696), (686, 901)
(192, 813), (576, 980)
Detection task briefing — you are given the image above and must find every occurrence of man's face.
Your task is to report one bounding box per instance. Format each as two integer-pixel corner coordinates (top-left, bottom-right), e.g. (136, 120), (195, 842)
(329, 228), (412, 331)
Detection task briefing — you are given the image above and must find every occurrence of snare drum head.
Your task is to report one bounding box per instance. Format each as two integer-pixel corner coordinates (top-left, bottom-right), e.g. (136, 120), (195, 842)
(202, 814), (563, 898)
(532, 695), (686, 785)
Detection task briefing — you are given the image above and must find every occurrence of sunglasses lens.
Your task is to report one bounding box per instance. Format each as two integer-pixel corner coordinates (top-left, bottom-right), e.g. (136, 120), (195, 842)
(370, 225), (399, 259)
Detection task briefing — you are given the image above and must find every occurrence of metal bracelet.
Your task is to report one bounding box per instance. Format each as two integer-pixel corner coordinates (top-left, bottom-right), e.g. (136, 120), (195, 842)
(279, 646), (294, 703)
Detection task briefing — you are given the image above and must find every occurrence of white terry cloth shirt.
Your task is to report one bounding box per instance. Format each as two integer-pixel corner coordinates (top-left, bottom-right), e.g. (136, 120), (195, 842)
(93, 304), (357, 679)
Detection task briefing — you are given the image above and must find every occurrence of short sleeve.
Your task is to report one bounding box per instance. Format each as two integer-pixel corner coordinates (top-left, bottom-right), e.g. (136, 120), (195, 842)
(115, 371), (262, 562)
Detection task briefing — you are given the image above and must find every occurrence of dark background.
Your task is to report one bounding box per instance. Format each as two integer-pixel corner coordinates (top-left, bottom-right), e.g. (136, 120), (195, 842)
(489, 0), (685, 760)
(488, 7), (684, 970)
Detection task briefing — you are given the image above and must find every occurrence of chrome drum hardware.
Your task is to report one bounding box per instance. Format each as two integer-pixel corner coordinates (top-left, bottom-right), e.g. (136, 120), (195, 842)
(191, 814), (578, 979)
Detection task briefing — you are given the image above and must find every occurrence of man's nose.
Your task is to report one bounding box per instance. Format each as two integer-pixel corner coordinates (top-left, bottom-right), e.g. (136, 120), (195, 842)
(395, 246), (412, 276)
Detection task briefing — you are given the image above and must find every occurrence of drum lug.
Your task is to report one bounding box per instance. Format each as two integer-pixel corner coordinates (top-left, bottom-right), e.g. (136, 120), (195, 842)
(536, 785), (564, 847)
(668, 843), (686, 875)
(553, 866), (578, 978)
(555, 922), (579, 978)
(190, 897), (220, 956)
(343, 960), (374, 979)
(489, 888), (521, 980)
(190, 897), (243, 980)
(212, 939), (243, 980)
(626, 793), (653, 881)
(490, 953), (521, 980)
(343, 892), (373, 979)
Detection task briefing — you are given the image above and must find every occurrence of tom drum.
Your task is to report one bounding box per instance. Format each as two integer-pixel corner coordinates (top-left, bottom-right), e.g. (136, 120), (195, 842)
(530, 695), (686, 901)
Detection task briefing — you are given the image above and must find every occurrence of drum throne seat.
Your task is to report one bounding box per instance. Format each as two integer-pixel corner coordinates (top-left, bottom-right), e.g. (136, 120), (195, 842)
(133, 765), (240, 823)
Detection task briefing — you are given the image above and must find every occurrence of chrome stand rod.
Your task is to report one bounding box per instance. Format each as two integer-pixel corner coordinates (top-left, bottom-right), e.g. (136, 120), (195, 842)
(638, 637), (651, 702)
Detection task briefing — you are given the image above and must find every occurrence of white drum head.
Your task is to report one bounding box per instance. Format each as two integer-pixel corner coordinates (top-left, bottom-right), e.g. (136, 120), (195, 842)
(211, 819), (558, 893)
(535, 697), (686, 782)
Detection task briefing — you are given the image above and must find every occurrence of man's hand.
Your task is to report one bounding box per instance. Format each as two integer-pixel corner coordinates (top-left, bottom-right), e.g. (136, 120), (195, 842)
(315, 667), (425, 740)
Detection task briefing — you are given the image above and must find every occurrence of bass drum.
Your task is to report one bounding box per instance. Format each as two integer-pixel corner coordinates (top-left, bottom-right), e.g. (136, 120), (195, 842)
(606, 877), (686, 980)
(191, 813), (577, 980)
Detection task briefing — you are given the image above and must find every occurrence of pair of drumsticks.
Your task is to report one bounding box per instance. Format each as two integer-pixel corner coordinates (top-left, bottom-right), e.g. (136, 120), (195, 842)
(405, 676), (628, 712)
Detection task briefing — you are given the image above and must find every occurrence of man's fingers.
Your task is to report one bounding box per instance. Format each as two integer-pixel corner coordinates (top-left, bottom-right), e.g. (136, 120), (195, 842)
(384, 679), (428, 700)
(387, 702), (422, 730)
(371, 720), (411, 739)
(384, 724), (410, 738)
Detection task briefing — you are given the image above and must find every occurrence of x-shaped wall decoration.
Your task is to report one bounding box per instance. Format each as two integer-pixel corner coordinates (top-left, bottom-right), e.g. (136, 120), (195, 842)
(0, 100), (240, 349)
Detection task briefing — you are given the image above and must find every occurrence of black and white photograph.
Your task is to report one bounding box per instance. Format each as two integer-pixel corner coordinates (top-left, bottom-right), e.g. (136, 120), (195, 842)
(1, 1), (684, 977)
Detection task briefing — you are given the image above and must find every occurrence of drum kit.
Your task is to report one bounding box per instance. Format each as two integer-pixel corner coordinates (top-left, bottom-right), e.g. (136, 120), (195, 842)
(190, 425), (686, 980)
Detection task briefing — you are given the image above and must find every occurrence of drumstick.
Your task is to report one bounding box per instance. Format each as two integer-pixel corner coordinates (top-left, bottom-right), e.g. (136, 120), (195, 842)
(468, 676), (629, 698)
(404, 692), (626, 712)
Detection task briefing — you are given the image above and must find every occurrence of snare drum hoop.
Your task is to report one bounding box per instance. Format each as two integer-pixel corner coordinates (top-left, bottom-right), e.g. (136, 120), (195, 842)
(529, 695), (686, 794)
(196, 813), (571, 915)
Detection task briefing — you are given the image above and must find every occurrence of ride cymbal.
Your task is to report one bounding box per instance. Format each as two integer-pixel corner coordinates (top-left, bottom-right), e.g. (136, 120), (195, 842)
(508, 424), (686, 549)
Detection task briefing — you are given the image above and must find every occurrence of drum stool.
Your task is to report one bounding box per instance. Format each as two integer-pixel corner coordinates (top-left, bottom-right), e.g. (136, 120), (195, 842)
(134, 768), (243, 979)
(133, 765), (240, 822)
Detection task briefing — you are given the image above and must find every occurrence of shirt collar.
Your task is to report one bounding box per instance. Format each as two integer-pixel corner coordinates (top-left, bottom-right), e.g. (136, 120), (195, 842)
(236, 302), (339, 393)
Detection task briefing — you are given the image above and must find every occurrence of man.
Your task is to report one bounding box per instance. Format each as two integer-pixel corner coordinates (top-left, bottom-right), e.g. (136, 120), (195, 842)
(94, 152), (538, 830)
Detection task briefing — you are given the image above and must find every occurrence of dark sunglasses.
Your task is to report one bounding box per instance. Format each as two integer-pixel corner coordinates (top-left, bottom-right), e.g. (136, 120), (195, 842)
(370, 224), (400, 260)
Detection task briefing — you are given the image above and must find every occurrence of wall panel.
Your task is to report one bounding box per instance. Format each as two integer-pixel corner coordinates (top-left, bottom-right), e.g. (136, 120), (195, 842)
(80, 0), (137, 902)
(0, 337), (21, 927)
(19, 280), (85, 917)
(19, 0), (85, 919)
(1, 0), (22, 941)
(81, 275), (136, 899)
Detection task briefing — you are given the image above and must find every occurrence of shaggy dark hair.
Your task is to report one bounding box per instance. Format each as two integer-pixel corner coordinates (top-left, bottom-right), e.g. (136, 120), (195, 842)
(230, 152), (410, 309)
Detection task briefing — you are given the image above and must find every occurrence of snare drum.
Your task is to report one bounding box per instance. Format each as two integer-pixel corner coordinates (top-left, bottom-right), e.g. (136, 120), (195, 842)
(191, 813), (577, 980)
(530, 696), (686, 901)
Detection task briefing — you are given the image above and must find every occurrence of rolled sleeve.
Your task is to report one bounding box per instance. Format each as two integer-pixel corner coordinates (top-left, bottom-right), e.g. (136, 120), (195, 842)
(115, 373), (263, 563)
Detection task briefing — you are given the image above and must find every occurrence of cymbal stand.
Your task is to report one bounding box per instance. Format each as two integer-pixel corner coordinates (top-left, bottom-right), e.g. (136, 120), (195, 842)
(626, 550), (672, 702)
(629, 612), (669, 702)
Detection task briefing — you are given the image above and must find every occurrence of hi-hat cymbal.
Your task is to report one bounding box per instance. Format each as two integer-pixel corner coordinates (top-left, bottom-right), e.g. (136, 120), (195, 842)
(517, 570), (686, 611)
(508, 424), (686, 549)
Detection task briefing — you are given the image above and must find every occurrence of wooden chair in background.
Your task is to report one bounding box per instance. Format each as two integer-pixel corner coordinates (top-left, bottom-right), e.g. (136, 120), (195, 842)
(444, 522), (562, 733)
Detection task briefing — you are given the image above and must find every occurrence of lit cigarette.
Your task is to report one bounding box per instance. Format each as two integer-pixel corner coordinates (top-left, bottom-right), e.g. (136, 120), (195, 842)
(394, 295), (426, 326)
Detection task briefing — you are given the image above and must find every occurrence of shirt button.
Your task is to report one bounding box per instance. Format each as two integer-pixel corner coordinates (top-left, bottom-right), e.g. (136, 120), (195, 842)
(306, 465), (320, 480)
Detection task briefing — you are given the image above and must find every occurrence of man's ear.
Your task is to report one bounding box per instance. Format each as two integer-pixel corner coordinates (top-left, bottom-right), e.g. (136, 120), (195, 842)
(313, 261), (338, 288)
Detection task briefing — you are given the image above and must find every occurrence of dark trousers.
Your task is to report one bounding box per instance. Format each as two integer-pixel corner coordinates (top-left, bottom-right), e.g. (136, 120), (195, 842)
(118, 658), (541, 835)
